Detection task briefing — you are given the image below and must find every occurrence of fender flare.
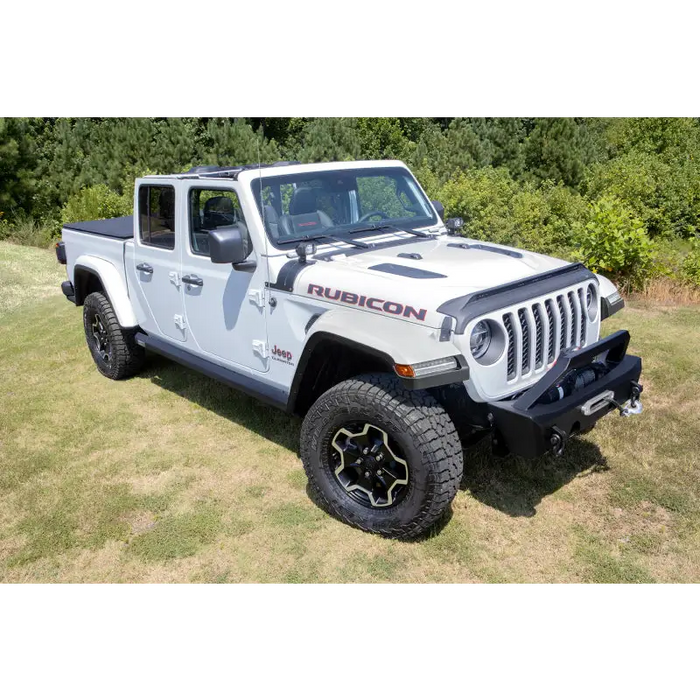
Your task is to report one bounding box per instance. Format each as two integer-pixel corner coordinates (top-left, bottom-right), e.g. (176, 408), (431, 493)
(72, 255), (139, 328)
(288, 307), (467, 411)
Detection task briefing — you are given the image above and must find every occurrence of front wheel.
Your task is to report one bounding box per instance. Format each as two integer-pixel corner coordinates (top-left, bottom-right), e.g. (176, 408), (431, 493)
(300, 374), (463, 539)
(83, 291), (145, 380)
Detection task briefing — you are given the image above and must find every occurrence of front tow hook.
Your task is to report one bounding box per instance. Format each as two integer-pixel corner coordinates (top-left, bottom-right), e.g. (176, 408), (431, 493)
(608, 382), (644, 417)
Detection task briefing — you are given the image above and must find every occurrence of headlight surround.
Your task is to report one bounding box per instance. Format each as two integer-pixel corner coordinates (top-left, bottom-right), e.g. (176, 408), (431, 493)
(586, 283), (598, 321)
(470, 320), (492, 359)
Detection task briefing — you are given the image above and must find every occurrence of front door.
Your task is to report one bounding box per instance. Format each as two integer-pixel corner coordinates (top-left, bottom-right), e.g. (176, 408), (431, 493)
(132, 184), (186, 341)
(181, 185), (269, 373)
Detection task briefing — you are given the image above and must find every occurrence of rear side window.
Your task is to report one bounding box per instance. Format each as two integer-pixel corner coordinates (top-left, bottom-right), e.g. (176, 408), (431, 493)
(139, 185), (176, 250)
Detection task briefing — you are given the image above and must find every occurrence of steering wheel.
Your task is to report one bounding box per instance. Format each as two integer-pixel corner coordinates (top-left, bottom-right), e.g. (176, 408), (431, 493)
(358, 210), (391, 223)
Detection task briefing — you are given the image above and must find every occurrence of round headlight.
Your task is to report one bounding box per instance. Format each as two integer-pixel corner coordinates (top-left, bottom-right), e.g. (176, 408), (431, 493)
(470, 320), (492, 359)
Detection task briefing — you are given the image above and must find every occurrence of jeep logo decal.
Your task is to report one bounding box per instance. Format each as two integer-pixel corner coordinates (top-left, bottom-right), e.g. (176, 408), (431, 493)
(307, 284), (427, 321)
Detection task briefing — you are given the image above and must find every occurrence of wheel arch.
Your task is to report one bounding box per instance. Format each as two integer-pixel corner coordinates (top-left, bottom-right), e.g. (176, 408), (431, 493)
(73, 256), (138, 328)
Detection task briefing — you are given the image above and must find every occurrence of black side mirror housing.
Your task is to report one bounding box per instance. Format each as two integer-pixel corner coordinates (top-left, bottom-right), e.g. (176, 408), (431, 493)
(431, 200), (445, 221)
(208, 225), (248, 264)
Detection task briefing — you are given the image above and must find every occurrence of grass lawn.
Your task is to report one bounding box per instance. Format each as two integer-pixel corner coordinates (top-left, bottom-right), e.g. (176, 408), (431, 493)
(1, 240), (698, 583)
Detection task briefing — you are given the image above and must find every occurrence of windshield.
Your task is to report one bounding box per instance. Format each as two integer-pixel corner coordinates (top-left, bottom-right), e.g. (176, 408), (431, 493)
(251, 166), (438, 246)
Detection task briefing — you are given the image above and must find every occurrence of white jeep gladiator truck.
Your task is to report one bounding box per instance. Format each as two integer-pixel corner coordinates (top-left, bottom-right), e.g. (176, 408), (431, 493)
(56, 159), (643, 538)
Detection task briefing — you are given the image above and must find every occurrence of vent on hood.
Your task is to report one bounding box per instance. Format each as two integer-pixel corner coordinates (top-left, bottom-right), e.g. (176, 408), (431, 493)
(369, 263), (446, 279)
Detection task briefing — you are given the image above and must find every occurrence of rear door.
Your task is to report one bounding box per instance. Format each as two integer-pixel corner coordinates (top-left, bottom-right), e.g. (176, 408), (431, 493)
(131, 183), (186, 342)
(181, 185), (269, 372)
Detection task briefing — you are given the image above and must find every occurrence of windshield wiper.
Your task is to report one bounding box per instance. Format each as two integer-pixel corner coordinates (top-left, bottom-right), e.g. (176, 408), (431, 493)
(344, 223), (433, 238)
(283, 233), (372, 249)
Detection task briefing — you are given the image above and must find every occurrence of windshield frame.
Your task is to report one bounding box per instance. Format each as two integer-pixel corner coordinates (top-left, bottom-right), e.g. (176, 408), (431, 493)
(249, 166), (439, 250)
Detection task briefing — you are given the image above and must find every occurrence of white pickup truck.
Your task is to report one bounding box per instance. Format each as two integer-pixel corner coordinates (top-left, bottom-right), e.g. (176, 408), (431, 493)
(56, 159), (643, 539)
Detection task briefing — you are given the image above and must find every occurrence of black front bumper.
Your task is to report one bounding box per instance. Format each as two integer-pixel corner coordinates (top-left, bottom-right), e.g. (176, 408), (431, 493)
(488, 330), (642, 458)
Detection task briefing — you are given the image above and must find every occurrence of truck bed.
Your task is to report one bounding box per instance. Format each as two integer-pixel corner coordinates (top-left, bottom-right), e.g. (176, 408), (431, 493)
(63, 216), (134, 239)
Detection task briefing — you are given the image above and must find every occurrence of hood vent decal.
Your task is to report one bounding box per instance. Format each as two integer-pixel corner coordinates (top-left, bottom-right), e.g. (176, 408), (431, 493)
(368, 263), (447, 279)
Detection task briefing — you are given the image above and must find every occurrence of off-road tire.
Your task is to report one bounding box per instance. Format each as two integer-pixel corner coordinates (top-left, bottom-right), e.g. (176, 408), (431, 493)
(300, 373), (463, 539)
(83, 291), (145, 380)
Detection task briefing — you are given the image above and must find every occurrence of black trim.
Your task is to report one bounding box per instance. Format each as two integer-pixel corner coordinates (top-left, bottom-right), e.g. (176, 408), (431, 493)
(368, 263), (446, 279)
(438, 263), (596, 335)
(288, 332), (396, 413)
(439, 316), (452, 342)
(397, 252), (422, 260)
(55, 241), (67, 264)
(488, 331), (642, 458)
(61, 280), (76, 304)
(601, 295), (625, 320)
(266, 259), (316, 292)
(63, 216), (134, 239)
(135, 332), (289, 411)
(447, 242), (523, 259)
(397, 355), (470, 390)
(72, 264), (104, 306)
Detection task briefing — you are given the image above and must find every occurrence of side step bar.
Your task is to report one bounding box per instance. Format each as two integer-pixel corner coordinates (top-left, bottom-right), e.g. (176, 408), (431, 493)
(135, 332), (289, 411)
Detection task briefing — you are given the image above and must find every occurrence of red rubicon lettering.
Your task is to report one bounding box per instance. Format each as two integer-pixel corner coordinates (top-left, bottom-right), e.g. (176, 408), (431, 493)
(305, 284), (428, 322)
(403, 306), (427, 321)
(383, 301), (403, 315)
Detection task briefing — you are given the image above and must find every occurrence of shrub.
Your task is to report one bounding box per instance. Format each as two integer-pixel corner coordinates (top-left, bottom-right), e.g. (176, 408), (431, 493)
(435, 168), (589, 256)
(0, 216), (55, 248)
(61, 184), (130, 231)
(584, 151), (700, 239)
(574, 195), (656, 291)
(681, 239), (700, 287)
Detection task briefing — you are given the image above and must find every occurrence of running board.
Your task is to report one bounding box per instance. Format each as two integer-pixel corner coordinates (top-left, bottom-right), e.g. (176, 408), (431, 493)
(135, 332), (289, 411)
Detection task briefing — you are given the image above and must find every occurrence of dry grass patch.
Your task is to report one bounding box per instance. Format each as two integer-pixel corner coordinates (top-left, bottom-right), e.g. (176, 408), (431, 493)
(1, 241), (699, 583)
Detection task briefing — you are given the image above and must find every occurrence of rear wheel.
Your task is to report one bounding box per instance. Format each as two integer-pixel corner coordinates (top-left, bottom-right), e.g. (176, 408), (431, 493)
(83, 292), (144, 380)
(300, 373), (463, 539)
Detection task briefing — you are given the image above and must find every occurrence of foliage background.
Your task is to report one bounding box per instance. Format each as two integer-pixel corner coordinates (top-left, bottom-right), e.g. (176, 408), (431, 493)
(1, 117), (699, 291)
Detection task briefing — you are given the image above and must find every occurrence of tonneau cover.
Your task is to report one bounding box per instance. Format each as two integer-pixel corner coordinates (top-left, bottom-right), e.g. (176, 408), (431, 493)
(63, 216), (134, 239)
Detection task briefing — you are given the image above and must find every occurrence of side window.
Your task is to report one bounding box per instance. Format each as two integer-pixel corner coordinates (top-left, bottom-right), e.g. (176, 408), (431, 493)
(188, 188), (251, 257)
(139, 185), (176, 250)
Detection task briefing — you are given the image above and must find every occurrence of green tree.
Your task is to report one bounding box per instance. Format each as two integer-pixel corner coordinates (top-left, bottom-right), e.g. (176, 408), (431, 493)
(292, 118), (363, 163)
(0, 118), (38, 219)
(201, 118), (280, 166)
(524, 118), (594, 188)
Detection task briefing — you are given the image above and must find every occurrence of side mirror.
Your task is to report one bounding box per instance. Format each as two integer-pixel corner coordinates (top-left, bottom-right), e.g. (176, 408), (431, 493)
(446, 217), (464, 235)
(208, 225), (248, 264)
(431, 200), (445, 221)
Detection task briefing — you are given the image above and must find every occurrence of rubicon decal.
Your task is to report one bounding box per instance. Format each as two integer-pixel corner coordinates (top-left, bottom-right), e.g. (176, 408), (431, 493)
(307, 284), (427, 321)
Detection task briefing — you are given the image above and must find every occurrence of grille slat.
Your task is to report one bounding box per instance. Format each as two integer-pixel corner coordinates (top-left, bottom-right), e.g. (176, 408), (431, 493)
(498, 285), (592, 385)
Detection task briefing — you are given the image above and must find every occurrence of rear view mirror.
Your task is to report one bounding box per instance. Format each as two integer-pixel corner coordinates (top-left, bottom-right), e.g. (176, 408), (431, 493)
(208, 225), (248, 264)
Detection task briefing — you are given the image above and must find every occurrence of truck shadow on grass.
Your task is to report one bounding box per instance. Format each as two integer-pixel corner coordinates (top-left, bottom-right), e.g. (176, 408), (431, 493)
(459, 437), (609, 518)
(144, 358), (609, 532)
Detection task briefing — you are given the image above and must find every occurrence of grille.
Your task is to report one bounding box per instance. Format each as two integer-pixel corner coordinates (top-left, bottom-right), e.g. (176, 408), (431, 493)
(502, 285), (589, 383)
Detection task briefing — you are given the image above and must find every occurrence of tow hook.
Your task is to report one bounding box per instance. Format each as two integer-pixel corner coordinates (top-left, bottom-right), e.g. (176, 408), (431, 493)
(614, 382), (644, 417)
(549, 427), (567, 457)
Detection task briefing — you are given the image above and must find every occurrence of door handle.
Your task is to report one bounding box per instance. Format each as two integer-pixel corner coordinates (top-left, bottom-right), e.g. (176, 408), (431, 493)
(182, 274), (204, 287)
(136, 263), (153, 274)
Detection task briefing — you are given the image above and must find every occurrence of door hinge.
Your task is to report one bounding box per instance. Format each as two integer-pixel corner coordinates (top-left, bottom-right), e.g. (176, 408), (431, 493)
(169, 271), (181, 288)
(248, 289), (265, 308)
(174, 314), (187, 331)
(252, 340), (268, 358)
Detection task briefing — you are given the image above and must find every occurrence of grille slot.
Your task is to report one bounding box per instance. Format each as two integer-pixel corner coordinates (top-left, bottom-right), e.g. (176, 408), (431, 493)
(545, 299), (556, 362)
(503, 313), (516, 380)
(533, 304), (544, 369)
(518, 309), (530, 374)
(498, 284), (592, 384)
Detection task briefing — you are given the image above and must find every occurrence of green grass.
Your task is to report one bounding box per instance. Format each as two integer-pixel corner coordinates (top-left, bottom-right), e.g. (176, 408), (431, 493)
(1, 240), (699, 582)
